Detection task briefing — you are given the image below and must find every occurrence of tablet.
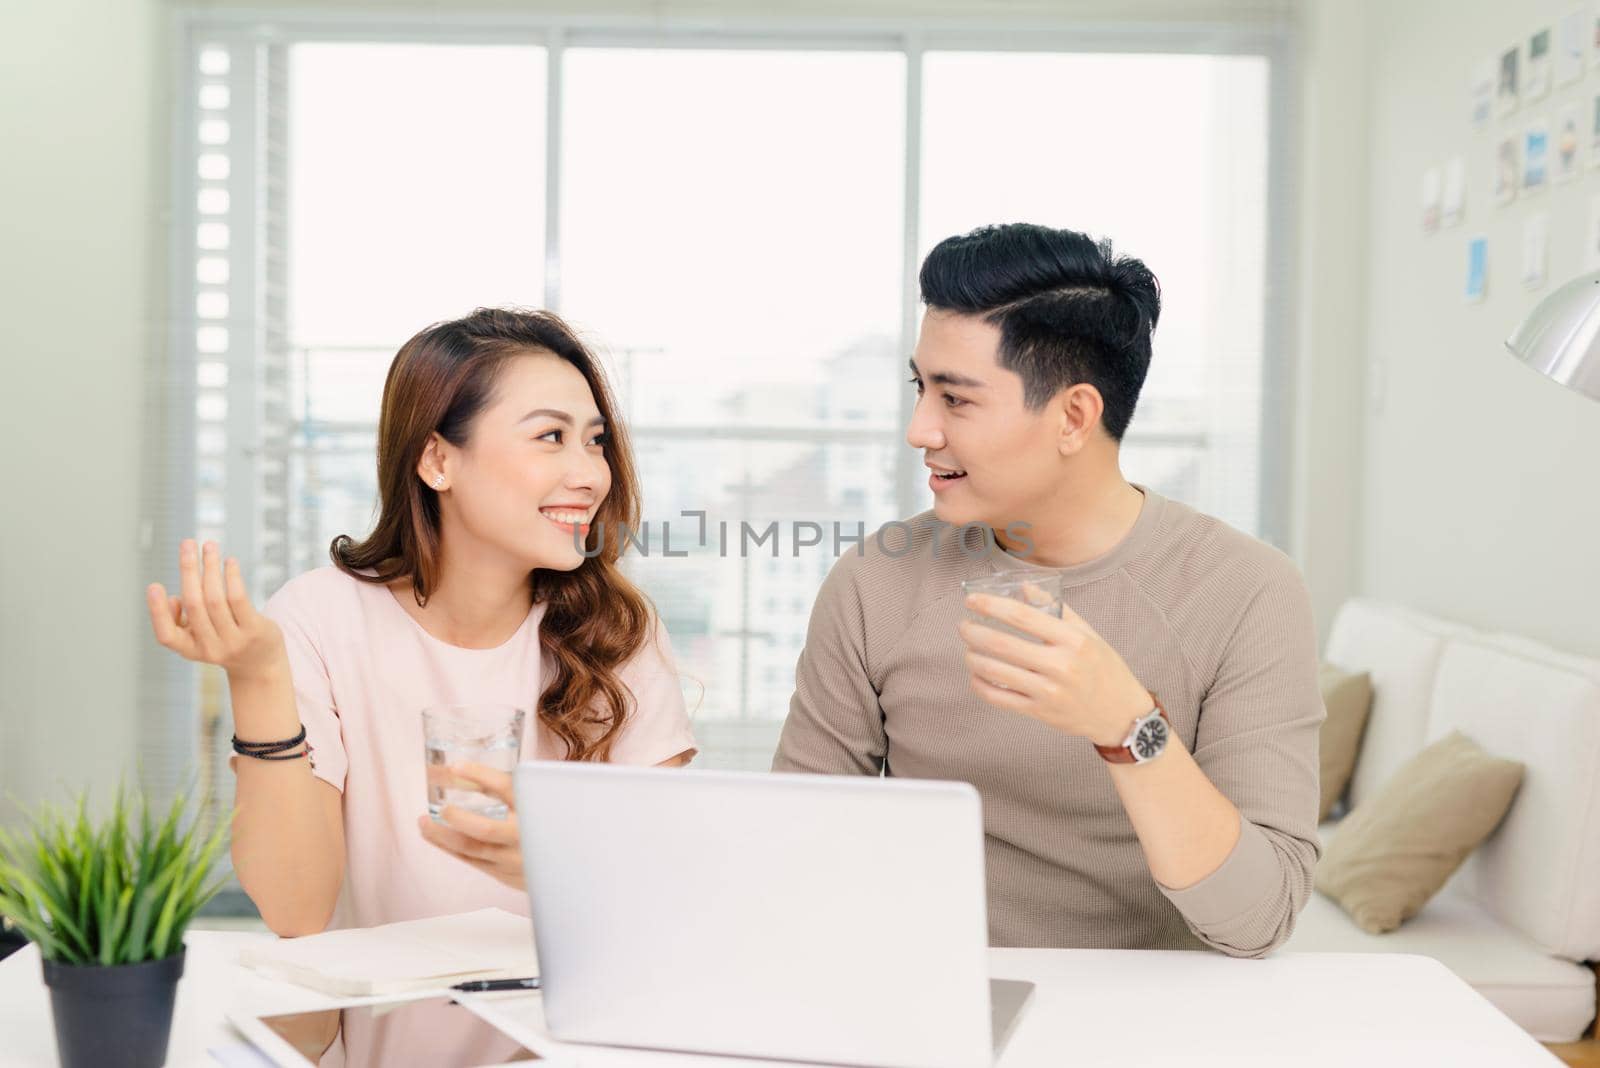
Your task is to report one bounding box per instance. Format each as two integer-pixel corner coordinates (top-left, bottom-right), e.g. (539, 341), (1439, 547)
(229, 993), (571, 1068)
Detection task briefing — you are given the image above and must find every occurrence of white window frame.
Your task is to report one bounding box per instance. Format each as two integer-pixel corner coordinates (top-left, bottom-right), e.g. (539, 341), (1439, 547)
(151, 8), (1296, 810)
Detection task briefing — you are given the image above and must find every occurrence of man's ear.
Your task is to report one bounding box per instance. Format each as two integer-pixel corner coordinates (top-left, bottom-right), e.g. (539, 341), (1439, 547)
(1057, 383), (1105, 456)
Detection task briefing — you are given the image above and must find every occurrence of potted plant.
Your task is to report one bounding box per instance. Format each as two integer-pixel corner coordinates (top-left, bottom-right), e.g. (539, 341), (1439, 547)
(0, 910), (27, 961)
(0, 789), (229, 1068)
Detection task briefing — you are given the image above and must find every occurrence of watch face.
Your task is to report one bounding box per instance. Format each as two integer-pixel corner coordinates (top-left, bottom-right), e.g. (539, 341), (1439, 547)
(1133, 716), (1170, 761)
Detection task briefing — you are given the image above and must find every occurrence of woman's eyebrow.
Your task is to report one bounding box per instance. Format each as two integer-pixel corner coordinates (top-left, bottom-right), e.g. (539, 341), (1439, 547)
(518, 408), (605, 427)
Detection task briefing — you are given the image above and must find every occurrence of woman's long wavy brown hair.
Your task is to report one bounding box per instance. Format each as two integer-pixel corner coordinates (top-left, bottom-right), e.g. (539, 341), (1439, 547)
(331, 307), (651, 761)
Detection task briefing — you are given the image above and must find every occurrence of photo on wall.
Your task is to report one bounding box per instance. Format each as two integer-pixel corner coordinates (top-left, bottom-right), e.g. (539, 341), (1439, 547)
(1521, 213), (1548, 291)
(1498, 45), (1521, 116)
(1466, 236), (1488, 304)
(1586, 194), (1600, 272)
(1471, 58), (1496, 128)
(1558, 10), (1586, 86)
(1592, 93), (1600, 169)
(1525, 28), (1552, 101)
(1442, 157), (1466, 226)
(1523, 121), (1549, 192)
(1493, 135), (1520, 205)
(1556, 102), (1583, 182)
(1421, 165), (1442, 233)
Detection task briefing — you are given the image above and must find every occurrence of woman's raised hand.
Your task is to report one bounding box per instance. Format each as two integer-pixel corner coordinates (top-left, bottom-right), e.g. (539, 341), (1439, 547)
(146, 539), (285, 681)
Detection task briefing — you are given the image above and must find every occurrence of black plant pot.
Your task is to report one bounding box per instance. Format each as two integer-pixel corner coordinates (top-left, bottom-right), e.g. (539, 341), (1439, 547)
(41, 946), (186, 1068)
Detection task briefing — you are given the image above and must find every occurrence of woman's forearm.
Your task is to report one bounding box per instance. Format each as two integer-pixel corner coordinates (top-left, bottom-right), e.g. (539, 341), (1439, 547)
(227, 662), (345, 936)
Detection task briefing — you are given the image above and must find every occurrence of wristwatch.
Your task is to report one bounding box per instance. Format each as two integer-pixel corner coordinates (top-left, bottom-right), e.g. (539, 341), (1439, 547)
(1094, 693), (1171, 765)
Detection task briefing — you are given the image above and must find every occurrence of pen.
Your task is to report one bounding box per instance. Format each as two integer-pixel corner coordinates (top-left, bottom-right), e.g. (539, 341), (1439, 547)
(451, 976), (542, 992)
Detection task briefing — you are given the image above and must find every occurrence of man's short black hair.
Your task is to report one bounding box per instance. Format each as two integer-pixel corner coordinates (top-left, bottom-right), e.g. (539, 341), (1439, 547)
(918, 223), (1160, 442)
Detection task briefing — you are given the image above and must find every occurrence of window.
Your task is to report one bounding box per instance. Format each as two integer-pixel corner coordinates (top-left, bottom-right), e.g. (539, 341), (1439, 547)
(287, 43), (549, 581)
(559, 48), (906, 734)
(152, 17), (1286, 802)
(921, 51), (1270, 536)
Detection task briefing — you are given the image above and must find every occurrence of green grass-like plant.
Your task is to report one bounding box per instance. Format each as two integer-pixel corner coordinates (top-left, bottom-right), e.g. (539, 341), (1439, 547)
(0, 789), (230, 966)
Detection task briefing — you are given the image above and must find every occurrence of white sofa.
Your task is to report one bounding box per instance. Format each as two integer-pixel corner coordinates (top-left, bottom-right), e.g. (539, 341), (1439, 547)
(1281, 599), (1600, 1042)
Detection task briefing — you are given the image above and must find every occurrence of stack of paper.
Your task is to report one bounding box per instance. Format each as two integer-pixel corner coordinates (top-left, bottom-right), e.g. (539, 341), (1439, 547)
(237, 908), (538, 997)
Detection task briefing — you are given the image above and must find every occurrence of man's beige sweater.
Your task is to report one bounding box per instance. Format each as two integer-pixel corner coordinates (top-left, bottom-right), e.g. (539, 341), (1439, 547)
(773, 489), (1323, 958)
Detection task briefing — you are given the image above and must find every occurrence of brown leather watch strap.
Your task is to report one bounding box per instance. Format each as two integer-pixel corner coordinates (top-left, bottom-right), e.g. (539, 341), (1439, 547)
(1093, 693), (1170, 764)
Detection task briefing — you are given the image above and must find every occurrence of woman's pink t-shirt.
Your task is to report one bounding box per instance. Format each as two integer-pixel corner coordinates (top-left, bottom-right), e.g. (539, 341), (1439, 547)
(261, 566), (697, 930)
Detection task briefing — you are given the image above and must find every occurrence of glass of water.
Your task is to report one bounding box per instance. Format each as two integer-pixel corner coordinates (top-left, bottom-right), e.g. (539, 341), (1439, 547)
(961, 571), (1065, 644)
(421, 704), (526, 821)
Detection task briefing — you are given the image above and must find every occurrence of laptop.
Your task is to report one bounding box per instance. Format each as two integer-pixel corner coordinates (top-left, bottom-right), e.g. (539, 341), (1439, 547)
(513, 764), (1033, 1068)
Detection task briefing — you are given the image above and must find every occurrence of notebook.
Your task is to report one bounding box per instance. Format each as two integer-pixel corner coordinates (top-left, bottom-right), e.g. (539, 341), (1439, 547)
(237, 908), (538, 997)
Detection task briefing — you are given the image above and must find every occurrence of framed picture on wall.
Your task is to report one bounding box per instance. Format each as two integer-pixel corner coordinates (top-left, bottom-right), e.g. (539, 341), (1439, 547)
(1586, 195), (1600, 271)
(1493, 135), (1520, 204)
(1523, 121), (1549, 192)
(1591, 93), (1600, 169)
(1498, 45), (1521, 116)
(1466, 236), (1488, 304)
(1557, 11), (1586, 86)
(1525, 28), (1552, 100)
(1421, 165), (1442, 233)
(1470, 58), (1495, 129)
(1556, 103), (1583, 182)
(1521, 214), (1548, 291)
(1442, 157), (1466, 226)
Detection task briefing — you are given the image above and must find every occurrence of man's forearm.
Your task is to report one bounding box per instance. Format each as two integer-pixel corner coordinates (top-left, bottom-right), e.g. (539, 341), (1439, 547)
(1106, 732), (1241, 891)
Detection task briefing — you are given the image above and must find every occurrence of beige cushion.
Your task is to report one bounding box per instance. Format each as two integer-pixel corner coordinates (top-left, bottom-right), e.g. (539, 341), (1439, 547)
(1317, 662), (1373, 821)
(1316, 731), (1524, 934)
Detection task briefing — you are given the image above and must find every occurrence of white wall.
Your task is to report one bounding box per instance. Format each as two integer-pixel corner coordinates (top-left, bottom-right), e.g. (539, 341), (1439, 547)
(0, 0), (160, 817)
(1357, 0), (1600, 657)
(1291, 0), (1371, 643)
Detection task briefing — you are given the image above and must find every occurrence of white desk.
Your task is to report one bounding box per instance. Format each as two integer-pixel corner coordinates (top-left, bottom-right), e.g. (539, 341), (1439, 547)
(0, 932), (1560, 1067)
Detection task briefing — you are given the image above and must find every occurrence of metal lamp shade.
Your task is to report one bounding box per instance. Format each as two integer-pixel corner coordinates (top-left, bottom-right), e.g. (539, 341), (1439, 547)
(1506, 271), (1600, 402)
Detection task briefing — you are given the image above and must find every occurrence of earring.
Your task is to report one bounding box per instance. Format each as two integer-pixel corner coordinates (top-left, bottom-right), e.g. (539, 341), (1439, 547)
(431, 475), (445, 490)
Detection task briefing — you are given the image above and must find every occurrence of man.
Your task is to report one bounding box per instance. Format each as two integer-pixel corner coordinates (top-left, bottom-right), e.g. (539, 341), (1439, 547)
(774, 223), (1322, 958)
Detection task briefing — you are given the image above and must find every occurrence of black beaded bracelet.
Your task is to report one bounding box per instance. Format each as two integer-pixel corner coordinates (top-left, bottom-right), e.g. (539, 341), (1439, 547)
(238, 747), (308, 761)
(232, 726), (307, 758)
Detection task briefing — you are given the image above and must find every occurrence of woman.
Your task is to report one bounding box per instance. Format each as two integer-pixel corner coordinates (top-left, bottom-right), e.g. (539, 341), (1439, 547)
(146, 308), (696, 935)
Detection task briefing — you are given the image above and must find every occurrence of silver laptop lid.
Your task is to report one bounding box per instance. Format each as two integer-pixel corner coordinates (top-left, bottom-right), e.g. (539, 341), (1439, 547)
(514, 764), (995, 1068)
